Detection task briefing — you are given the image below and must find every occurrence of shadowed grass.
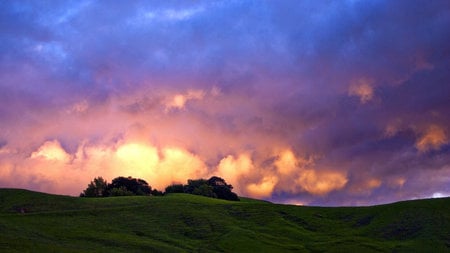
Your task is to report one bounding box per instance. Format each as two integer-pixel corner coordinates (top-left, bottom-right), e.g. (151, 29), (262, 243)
(1, 188), (449, 252)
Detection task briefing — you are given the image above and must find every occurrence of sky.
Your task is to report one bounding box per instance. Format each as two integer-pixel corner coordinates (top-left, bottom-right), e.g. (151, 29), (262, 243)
(0, 0), (449, 206)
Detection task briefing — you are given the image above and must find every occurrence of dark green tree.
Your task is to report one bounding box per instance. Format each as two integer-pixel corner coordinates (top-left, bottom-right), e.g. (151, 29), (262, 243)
(107, 176), (152, 196)
(165, 184), (185, 193)
(192, 184), (216, 198)
(80, 177), (108, 197)
(109, 186), (134, 196)
(207, 176), (239, 201)
(150, 189), (164, 196)
(184, 179), (209, 194)
(171, 176), (239, 201)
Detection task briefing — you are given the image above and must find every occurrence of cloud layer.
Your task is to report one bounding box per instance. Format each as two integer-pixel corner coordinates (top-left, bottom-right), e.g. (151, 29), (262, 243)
(1, 0), (450, 205)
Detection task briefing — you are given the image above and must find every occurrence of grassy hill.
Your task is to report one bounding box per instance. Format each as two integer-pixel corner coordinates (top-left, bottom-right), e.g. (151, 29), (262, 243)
(0, 189), (449, 252)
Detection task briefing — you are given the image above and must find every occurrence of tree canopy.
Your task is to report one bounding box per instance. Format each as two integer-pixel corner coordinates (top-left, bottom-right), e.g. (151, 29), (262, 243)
(166, 176), (239, 201)
(80, 177), (108, 197)
(81, 175), (239, 201)
(107, 176), (152, 196)
(81, 176), (156, 197)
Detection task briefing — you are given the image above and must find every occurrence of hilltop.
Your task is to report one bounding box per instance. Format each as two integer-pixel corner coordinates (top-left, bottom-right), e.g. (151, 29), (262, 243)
(0, 188), (449, 252)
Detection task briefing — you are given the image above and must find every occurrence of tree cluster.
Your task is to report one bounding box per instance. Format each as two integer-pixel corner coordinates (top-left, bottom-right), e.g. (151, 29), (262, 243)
(80, 176), (163, 197)
(165, 176), (239, 201)
(81, 176), (239, 201)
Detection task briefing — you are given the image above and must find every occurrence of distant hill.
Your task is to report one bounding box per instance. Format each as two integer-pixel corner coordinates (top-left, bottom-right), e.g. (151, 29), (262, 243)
(0, 188), (449, 252)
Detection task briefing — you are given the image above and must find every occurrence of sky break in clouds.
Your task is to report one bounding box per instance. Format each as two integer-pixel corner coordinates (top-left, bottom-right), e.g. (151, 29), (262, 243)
(0, 0), (450, 206)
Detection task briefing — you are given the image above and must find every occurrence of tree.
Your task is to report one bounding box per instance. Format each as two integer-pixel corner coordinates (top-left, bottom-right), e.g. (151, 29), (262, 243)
(165, 184), (185, 193)
(192, 184), (216, 198)
(109, 186), (134, 196)
(207, 176), (233, 189)
(207, 176), (239, 201)
(80, 177), (108, 197)
(184, 179), (209, 194)
(150, 189), (164, 196)
(167, 176), (240, 201)
(107, 176), (152, 196)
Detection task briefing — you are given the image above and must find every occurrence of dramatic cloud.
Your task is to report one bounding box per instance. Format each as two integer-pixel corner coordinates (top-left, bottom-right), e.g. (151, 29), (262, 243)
(273, 149), (348, 196)
(1, 0), (450, 205)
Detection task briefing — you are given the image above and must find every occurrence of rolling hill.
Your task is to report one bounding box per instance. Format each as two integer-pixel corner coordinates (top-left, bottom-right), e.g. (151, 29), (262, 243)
(0, 188), (449, 252)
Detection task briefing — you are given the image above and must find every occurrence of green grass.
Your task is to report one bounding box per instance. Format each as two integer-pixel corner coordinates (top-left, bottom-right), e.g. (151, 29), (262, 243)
(1, 188), (449, 252)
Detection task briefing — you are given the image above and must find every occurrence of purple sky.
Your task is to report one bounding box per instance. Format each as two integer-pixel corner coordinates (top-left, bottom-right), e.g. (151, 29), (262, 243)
(1, 0), (449, 206)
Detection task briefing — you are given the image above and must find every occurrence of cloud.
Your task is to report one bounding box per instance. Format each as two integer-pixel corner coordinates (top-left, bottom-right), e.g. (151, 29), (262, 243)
(274, 149), (298, 175)
(78, 141), (210, 191)
(216, 154), (254, 194)
(66, 100), (89, 114)
(416, 125), (448, 152)
(156, 147), (209, 188)
(383, 119), (403, 138)
(0, 162), (13, 180)
(31, 140), (72, 162)
(136, 6), (205, 23)
(0, 138), (210, 195)
(115, 142), (160, 179)
(215, 149), (348, 198)
(1, 1), (450, 205)
(273, 149), (348, 196)
(348, 78), (375, 104)
(163, 7), (204, 21)
(246, 176), (278, 198)
(348, 178), (382, 196)
(164, 89), (205, 111)
(297, 169), (348, 196)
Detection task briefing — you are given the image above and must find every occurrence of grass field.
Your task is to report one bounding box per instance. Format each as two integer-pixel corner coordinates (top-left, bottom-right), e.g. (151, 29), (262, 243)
(0, 188), (449, 252)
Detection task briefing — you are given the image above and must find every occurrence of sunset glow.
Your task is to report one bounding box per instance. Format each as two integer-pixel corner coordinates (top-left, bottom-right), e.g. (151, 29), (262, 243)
(1, 1), (449, 205)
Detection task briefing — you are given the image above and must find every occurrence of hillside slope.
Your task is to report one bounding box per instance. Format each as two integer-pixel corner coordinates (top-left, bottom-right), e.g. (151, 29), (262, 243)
(0, 189), (449, 252)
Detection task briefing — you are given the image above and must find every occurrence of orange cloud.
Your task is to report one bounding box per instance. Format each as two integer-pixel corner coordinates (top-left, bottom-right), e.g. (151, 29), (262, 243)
(296, 169), (348, 196)
(3, 138), (210, 195)
(348, 178), (382, 195)
(367, 178), (382, 189)
(274, 149), (297, 175)
(216, 154), (254, 194)
(82, 142), (209, 190)
(348, 78), (375, 103)
(387, 177), (406, 189)
(156, 147), (208, 188)
(273, 149), (348, 196)
(275, 149), (313, 175)
(0, 162), (13, 180)
(415, 125), (448, 152)
(31, 140), (72, 162)
(3, 135), (349, 200)
(216, 150), (329, 199)
(115, 142), (160, 181)
(246, 176), (278, 198)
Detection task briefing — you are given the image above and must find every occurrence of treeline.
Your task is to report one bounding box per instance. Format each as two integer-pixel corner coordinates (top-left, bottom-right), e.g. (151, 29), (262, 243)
(165, 176), (239, 201)
(80, 176), (239, 201)
(79, 176), (163, 197)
